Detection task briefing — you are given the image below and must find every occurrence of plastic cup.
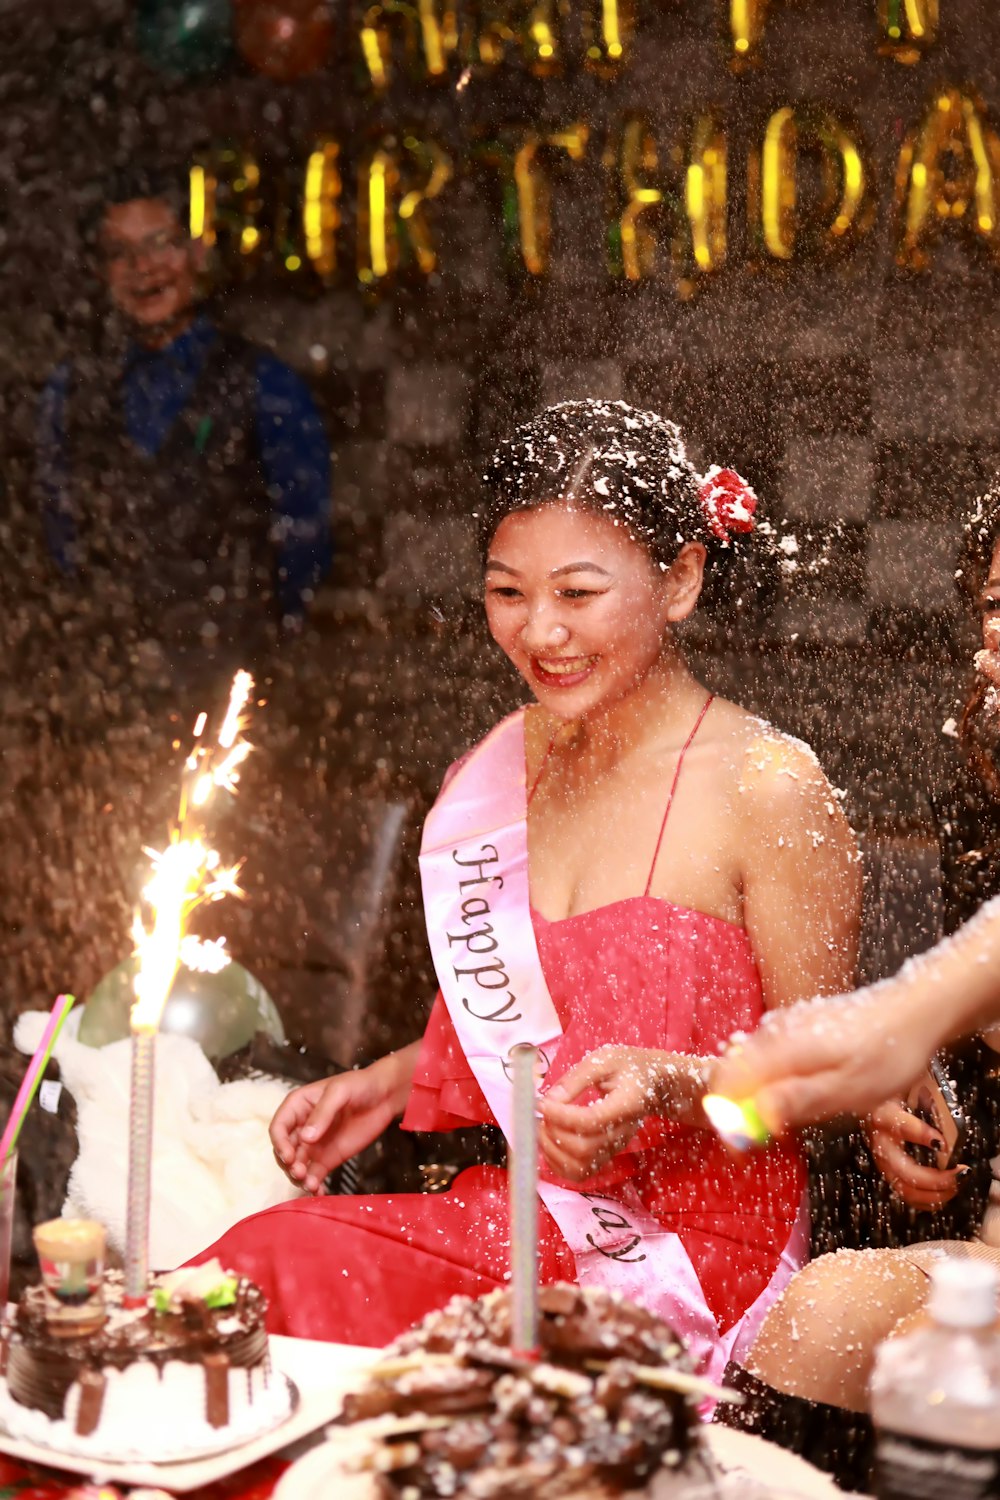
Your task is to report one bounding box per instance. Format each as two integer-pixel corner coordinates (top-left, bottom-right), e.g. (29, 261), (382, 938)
(0, 1151), (15, 1310)
(32, 1217), (106, 1333)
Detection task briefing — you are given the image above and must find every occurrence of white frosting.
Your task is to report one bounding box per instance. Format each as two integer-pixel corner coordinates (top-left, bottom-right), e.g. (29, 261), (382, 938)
(0, 1357), (293, 1463)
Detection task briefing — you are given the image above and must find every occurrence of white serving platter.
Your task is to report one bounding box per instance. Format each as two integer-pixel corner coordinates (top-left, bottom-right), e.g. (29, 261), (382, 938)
(0, 1334), (381, 1493)
(274, 1422), (848, 1500)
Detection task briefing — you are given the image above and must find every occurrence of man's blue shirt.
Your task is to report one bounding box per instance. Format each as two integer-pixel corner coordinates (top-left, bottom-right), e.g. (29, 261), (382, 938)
(36, 312), (332, 619)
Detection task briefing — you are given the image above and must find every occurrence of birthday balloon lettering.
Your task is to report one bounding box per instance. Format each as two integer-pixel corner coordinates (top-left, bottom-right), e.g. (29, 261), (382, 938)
(606, 116), (662, 283)
(189, 98), (986, 290)
(895, 86), (1000, 270)
(877, 0), (938, 65)
(677, 112), (728, 291)
(359, 0), (459, 90)
(750, 104), (872, 260)
(725, 0), (770, 68)
(581, 0), (632, 75)
(190, 148), (264, 272)
(475, 123), (588, 277)
(358, 135), (454, 286)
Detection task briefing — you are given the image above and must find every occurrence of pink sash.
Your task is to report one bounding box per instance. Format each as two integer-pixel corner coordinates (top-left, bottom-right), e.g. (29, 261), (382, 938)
(419, 708), (807, 1383)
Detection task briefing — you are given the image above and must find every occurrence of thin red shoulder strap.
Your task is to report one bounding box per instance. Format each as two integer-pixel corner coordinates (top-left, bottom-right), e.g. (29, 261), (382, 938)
(643, 695), (714, 898)
(527, 731), (560, 806)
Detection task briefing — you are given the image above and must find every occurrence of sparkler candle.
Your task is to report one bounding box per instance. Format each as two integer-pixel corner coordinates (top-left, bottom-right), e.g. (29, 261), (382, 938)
(123, 671), (255, 1306)
(702, 1092), (771, 1153)
(509, 1043), (540, 1358)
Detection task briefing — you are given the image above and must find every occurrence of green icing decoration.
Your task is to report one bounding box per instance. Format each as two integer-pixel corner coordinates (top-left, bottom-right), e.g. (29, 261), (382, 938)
(152, 1275), (238, 1314)
(205, 1278), (238, 1309)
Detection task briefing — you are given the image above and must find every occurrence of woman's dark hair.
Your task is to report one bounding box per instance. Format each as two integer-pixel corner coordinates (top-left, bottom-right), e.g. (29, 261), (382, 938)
(957, 482), (1000, 796)
(479, 400), (770, 613)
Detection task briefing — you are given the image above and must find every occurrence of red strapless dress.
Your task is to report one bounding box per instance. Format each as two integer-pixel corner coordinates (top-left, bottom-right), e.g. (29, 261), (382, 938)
(191, 897), (805, 1351)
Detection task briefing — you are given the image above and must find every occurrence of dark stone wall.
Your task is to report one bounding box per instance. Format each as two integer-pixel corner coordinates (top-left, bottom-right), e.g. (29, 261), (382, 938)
(0, 0), (997, 1056)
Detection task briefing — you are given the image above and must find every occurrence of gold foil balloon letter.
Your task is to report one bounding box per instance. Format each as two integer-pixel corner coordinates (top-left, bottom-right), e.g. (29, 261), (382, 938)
(582, 0), (632, 74)
(877, 0), (938, 64)
(606, 117), (662, 281)
(467, 0), (563, 75)
(726, 0), (769, 67)
(751, 105), (870, 260)
(679, 112), (728, 288)
(481, 124), (588, 276)
(303, 142), (342, 283)
(895, 87), (1000, 269)
(360, 0), (458, 88)
(358, 135), (453, 286)
(189, 149), (264, 276)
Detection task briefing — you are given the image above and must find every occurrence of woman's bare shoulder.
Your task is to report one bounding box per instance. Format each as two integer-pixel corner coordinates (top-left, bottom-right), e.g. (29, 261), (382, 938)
(710, 702), (841, 813)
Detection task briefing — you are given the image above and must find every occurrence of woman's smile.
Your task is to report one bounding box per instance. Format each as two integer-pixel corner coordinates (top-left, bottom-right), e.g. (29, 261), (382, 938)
(530, 653), (600, 688)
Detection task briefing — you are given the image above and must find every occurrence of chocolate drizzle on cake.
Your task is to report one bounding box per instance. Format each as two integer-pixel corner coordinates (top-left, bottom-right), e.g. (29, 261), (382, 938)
(74, 1369), (106, 1437)
(7, 1270), (267, 1420)
(341, 1283), (697, 1499)
(204, 1352), (230, 1429)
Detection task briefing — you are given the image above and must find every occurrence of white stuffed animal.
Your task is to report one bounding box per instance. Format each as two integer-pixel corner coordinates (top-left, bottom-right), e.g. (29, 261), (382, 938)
(15, 1009), (303, 1269)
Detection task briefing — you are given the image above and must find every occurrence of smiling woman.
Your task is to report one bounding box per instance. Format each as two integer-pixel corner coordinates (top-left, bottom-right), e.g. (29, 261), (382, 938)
(188, 400), (861, 1379)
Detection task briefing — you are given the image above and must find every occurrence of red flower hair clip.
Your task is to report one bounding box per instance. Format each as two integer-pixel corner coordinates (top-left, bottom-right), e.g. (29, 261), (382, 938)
(698, 466), (758, 544)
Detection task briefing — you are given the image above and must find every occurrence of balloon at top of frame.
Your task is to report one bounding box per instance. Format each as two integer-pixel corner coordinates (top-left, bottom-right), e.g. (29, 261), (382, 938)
(78, 953), (286, 1061)
(136, 0), (235, 78)
(235, 0), (333, 81)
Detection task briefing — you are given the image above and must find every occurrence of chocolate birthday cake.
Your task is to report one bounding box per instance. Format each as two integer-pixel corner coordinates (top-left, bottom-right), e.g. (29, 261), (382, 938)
(339, 1282), (702, 1499)
(0, 1262), (293, 1461)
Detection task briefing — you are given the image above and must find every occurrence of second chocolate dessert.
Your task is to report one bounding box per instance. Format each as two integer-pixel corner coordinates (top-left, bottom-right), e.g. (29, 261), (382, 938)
(341, 1282), (701, 1499)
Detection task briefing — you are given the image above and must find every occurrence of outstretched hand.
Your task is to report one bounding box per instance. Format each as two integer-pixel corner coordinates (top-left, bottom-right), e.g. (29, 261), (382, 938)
(539, 1046), (665, 1182)
(712, 988), (935, 1135)
(270, 1062), (402, 1195)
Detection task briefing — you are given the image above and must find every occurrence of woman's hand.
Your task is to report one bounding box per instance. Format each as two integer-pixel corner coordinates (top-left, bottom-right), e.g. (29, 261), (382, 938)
(270, 1045), (418, 1195)
(712, 986), (938, 1133)
(539, 1046), (699, 1182)
(865, 1100), (962, 1211)
(539, 1046), (658, 1181)
(712, 899), (1000, 1135)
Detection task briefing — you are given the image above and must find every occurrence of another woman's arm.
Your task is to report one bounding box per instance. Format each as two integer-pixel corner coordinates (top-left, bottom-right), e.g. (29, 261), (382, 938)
(270, 1041), (421, 1195)
(712, 891), (1000, 1132)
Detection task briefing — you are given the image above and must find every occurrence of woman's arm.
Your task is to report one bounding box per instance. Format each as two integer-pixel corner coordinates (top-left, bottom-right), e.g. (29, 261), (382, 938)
(539, 734), (863, 1178)
(712, 891), (1000, 1132)
(270, 1041), (421, 1194)
(738, 733), (862, 1010)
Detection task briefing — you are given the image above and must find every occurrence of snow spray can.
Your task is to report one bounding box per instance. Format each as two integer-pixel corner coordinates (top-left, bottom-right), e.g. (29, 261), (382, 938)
(870, 1257), (1000, 1500)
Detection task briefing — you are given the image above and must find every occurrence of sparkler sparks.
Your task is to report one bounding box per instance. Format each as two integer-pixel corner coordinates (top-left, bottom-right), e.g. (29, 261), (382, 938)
(130, 671), (254, 1032)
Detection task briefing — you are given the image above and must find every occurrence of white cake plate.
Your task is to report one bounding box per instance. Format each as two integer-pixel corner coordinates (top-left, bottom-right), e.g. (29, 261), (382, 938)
(274, 1423), (848, 1500)
(0, 1335), (382, 1492)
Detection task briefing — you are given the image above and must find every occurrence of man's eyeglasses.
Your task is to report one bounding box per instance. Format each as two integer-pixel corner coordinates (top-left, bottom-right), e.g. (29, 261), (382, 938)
(100, 228), (190, 269)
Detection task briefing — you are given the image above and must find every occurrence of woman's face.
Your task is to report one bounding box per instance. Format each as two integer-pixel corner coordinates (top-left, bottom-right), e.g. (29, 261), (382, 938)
(983, 537), (1000, 653)
(484, 502), (703, 721)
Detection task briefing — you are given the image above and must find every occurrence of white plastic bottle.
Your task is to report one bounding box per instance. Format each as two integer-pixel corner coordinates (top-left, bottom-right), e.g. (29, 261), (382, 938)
(870, 1257), (1000, 1500)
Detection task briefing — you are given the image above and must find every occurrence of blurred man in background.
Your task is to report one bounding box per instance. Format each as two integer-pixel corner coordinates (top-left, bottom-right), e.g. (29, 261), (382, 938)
(34, 162), (332, 700)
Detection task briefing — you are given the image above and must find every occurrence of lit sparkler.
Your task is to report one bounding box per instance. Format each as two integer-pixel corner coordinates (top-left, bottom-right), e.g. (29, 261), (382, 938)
(702, 1093), (771, 1153)
(124, 671), (255, 1305)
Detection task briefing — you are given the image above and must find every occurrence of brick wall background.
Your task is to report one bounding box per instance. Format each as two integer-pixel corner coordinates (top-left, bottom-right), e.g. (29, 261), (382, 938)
(0, 0), (998, 1055)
